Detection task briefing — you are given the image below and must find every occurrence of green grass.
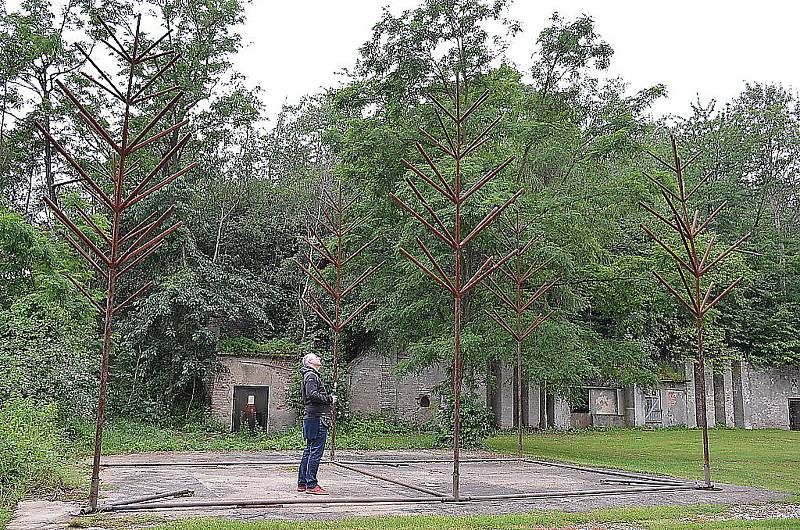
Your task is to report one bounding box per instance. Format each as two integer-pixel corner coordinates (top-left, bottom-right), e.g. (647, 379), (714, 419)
(146, 504), (798, 529)
(0, 508), (10, 530)
(486, 427), (800, 494)
(68, 420), (435, 456)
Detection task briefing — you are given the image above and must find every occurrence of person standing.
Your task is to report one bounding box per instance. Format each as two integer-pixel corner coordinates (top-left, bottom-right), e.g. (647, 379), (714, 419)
(297, 352), (335, 494)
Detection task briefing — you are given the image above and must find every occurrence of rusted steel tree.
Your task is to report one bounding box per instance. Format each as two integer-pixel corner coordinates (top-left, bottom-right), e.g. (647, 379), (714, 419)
(639, 135), (750, 489)
(391, 81), (523, 500)
(37, 16), (196, 511)
(485, 204), (560, 457)
(294, 181), (382, 460)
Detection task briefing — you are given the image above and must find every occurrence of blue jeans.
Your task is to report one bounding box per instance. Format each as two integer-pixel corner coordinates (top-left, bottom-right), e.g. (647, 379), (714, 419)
(298, 418), (328, 488)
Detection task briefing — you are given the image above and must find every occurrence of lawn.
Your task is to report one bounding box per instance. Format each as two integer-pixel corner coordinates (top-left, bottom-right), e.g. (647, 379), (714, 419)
(145, 504), (799, 530)
(486, 427), (800, 495)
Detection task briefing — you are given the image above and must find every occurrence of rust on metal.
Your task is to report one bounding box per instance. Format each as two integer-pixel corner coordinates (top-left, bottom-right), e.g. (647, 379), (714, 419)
(639, 135), (750, 489)
(294, 181), (383, 460)
(38, 15), (194, 512)
(391, 78), (523, 500)
(485, 202), (560, 457)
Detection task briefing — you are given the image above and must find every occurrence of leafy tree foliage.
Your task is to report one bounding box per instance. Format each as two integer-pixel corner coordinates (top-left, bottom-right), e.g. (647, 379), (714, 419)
(1, 0), (798, 429)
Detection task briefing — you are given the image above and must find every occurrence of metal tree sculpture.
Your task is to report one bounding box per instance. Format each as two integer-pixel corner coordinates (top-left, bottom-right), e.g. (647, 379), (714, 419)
(391, 81), (523, 500)
(639, 135), (750, 489)
(294, 181), (382, 460)
(485, 205), (559, 457)
(36, 16), (196, 511)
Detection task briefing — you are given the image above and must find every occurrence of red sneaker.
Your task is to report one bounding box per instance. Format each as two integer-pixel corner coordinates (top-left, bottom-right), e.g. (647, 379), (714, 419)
(305, 485), (329, 495)
(297, 484), (306, 492)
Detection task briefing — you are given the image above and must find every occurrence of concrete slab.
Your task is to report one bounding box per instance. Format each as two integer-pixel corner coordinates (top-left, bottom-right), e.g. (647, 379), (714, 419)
(86, 449), (788, 522)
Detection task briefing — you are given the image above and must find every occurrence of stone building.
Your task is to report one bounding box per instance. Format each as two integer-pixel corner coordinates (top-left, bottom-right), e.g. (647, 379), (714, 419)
(553, 361), (800, 430)
(210, 348), (800, 432)
(210, 352), (297, 432)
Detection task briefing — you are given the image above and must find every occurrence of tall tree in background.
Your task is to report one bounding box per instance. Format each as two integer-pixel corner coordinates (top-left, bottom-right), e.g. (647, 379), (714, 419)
(0, 0), (91, 211)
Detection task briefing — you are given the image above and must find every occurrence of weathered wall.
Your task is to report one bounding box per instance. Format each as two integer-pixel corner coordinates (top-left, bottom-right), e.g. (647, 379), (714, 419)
(348, 349), (446, 424)
(490, 362), (547, 429)
(211, 354), (297, 431)
(210, 351), (800, 432)
(743, 364), (800, 429)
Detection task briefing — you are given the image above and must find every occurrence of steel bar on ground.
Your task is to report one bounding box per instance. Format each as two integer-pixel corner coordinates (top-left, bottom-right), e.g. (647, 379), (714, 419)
(109, 489), (194, 507)
(522, 459), (689, 485)
(455, 484), (705, 501)
(102, 457), (524, 467)
(100, 484), (706, 512)
(331, 462), (447, 498)
(101, 496), (445, 511)
(600, 479), (689, 486)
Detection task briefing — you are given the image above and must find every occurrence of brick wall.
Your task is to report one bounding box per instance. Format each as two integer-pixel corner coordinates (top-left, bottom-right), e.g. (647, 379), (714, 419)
(349, 349), (445, 424)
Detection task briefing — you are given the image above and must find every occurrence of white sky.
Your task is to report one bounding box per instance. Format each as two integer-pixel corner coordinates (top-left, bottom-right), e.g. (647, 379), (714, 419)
(6, 0), (799, 122)
(233, 0), (800, 122)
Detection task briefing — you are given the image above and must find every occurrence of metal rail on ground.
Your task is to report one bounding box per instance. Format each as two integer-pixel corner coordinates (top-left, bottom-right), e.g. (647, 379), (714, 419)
(100, 484), (706, 512)
(330, 462), (447, 498)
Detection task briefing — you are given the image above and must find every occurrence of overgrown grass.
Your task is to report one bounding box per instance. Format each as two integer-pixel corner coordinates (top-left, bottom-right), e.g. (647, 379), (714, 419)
(67, 416), (435, 456)
(0, 399), (76, 506)
(486, 427), (800, 495)
(147, 504), (798, 529)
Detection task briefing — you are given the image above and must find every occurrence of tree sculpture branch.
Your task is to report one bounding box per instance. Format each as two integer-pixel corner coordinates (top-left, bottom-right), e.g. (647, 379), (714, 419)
(294, 180), (383, 461)
(640, 134), (750, 489)
(485, 201), (560, 456)
(37, 15), (195, 512)
(392, 78), (523, 500)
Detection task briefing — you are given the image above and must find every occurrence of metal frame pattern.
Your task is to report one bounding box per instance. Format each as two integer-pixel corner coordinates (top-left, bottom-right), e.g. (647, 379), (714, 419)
(37, 16), (195, 512)
(639, 135), (750, 489)
(95, 456), (702, 512)
(294, 181), (382, 460)
(390, 79), (523, 499)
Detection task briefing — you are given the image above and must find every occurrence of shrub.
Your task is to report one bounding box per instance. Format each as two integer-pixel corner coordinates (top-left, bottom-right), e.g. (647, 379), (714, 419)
(218, 337), (300, 356)
(434, 391), (495, 448)
(0, 398), (64, 506)
(340, 411), (420, 436)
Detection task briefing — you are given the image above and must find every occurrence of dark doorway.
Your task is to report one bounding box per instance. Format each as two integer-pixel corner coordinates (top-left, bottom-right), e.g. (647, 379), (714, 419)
(790, 399), (800, 431)
(232, 385), (269, 433)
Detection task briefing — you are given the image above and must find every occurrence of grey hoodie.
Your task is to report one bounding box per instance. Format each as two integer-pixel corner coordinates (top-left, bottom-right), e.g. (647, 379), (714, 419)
(301, 366), (332, 419)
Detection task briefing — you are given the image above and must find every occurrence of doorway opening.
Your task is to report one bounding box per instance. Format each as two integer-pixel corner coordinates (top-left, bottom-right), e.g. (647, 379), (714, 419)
(232, 385), (269, 433)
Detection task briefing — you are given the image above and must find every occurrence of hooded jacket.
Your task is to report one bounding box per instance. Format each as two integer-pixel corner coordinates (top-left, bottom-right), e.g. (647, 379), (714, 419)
(301, 366), (332, 419)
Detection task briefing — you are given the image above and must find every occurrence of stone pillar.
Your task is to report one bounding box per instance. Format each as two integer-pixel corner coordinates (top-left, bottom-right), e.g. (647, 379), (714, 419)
(713, 370), (726, 426)
(635, 385), (647, 426)
(526, 383), (540, 427)
(732, 361), (747, 428)
(685, 362), (698, 428)
(552, 395), (571, 430)
(703, 364), (716, 428)
(723, 362), (735, 426)
(497, 363), (514, 429)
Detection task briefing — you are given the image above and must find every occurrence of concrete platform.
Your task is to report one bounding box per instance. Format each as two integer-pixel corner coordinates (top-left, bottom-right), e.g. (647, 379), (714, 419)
(87, 449), (788, 522)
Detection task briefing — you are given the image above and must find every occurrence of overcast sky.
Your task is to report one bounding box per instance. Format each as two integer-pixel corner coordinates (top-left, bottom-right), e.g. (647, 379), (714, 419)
(233, 0), (800, 122)
(6, 0), (798, 122)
